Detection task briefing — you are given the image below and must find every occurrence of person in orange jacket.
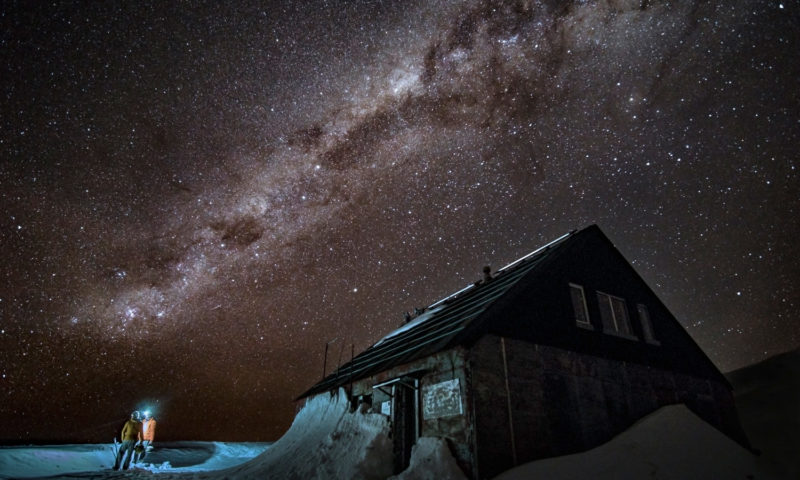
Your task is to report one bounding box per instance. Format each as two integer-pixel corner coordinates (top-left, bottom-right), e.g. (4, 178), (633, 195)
(134, 410), (157, 463)
(113, 411), (142, 471)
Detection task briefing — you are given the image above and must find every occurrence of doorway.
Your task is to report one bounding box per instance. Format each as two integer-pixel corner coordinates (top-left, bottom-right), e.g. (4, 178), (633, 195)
(374, 376), (420, 474)
(392, 379), (418, 473)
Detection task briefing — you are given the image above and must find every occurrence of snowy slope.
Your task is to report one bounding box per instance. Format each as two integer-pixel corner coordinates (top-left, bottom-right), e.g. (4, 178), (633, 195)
(726, 348), (800, 479)
(207, 388), (393, 480)
(495, 404), (776, 480)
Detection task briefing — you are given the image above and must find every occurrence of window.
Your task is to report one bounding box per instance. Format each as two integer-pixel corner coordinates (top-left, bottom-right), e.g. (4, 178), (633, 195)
(596, 291), (635, 338)
(570, 283), (592, 328)
(637, 304), (659, 344)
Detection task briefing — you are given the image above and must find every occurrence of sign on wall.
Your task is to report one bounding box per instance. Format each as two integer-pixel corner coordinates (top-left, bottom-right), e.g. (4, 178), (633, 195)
(381, 400), (391, 416)
(423, 378), (463, 419)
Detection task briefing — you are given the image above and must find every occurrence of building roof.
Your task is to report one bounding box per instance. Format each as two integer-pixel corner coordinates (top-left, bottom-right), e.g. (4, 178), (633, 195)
(297, 228), (580, 399)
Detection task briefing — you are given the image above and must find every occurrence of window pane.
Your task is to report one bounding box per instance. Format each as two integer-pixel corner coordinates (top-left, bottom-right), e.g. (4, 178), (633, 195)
(570, 284), (590, 325)
(638, 304), (656, 342)
(597, 293), (616, 332)
(611, 297), (631, 336)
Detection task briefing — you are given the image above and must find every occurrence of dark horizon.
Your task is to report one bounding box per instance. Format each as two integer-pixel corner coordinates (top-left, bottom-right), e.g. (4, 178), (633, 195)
(2, 0), (798, 443)
(2, 345), (796, 447)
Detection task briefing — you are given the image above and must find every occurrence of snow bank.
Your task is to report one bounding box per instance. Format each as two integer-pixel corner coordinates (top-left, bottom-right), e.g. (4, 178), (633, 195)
(212, 388), (393, 480)
(495, 404), (777, 480)
(388, 437), (466, 480)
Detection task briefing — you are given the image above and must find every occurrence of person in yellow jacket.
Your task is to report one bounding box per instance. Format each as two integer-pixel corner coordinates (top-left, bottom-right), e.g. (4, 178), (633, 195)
(134, 410), (157, 463)
(113, 411), (142, 471)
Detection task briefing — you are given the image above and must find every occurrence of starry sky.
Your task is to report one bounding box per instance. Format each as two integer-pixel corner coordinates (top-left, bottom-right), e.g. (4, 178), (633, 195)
(1, 0), (798, 443)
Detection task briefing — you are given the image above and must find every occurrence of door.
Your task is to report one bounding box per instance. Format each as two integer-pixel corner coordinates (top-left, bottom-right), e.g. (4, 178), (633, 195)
(392, 380), (418, 473)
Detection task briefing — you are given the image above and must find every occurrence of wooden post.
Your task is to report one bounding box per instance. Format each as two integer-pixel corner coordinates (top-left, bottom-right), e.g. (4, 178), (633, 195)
(336, 340), (345, 379)
(501, 337), (517, 466)
(349, 344), (355, 394)
(322, 342), (329, 379)
(322, 338), (338, 380)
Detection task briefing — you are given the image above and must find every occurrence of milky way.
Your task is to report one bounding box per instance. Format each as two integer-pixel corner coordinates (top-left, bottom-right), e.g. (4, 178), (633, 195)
(2, 0), (798, 442)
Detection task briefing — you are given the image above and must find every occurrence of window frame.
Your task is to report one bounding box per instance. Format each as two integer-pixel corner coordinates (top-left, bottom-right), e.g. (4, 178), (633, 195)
(596, 291), (638, 340)
(637, 303), (660, 345)
(569, 283), (593, 330)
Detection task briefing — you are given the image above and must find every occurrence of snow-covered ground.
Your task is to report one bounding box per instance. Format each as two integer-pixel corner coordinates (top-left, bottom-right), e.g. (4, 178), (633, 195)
(3, 349), (797, 479)
(0, 400), (777, 480)
(0, 441), (270, 478)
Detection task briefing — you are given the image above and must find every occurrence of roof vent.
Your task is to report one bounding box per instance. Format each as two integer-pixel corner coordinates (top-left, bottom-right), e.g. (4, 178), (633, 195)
(483, 265), (493, 283)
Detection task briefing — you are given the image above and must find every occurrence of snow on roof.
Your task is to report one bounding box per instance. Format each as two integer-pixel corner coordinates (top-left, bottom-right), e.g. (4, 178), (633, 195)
(373, 305), (446, 347)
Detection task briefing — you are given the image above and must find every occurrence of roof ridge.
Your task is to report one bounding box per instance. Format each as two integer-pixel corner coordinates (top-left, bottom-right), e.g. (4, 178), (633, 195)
(496, 229), (575, 273)
(426, 229), (576, 310)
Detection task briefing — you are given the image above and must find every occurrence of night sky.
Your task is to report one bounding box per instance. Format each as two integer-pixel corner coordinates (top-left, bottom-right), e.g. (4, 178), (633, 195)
(1, 0), (798, 443)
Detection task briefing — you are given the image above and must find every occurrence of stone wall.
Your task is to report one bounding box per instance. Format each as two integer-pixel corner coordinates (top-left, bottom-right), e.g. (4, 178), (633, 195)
(469, 335), (744, 479)
(348, 348), (477, 477)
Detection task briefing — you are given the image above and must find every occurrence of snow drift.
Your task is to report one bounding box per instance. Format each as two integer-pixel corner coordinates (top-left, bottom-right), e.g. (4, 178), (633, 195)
(209, 388), (393, 480)
(388, 437), (466, 480)
(495, 404), (776, 480)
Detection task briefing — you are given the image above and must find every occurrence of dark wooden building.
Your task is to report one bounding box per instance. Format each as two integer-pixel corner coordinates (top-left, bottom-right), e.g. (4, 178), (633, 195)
(298, 225), (749, 479)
